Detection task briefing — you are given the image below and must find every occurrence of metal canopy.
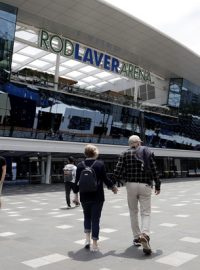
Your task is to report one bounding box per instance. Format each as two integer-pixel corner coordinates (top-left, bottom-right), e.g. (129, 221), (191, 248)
(3, 0), (200, 86)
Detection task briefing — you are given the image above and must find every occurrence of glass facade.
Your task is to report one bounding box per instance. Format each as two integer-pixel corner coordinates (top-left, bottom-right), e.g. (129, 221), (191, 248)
(0, 2), (17, 83)
(167, 78), (200, 146)
(180, 79), (200, 116)
(168, 78), (200, 116)
(168, 78), (183, 108)
(0, 81), (200, 151)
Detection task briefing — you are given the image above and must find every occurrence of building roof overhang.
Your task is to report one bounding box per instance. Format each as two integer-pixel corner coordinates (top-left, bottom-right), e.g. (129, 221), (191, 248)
(2, 0), (200, 86)
(1, 137), (200, 158)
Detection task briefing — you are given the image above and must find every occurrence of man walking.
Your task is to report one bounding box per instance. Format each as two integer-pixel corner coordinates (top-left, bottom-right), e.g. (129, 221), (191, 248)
(0, 156), (7, 208)
(63, 156), (79, 208)
(113, 135), (161, 255)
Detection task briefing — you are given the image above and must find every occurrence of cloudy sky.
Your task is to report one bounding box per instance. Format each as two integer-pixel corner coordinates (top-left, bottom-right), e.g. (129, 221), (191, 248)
(102, 0), (200, 56)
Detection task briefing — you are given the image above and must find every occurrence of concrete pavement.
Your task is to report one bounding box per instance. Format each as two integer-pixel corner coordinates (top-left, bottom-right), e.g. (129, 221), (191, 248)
(1, 178), (200, 270)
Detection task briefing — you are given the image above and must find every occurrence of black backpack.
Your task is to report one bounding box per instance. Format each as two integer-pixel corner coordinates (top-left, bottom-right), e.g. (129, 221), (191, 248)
(78, 161), (98, 193)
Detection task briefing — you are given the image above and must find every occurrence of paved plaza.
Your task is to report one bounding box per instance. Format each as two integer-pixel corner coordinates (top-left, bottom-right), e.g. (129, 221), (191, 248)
(1, 178), (200, 270)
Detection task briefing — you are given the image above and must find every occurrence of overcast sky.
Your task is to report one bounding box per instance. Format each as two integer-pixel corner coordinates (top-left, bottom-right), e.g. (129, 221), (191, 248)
(102, 0), (200, 56)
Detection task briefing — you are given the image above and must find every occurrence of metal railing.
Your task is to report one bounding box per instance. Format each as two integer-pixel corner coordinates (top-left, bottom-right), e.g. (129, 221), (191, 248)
(10, 72), (177, 117)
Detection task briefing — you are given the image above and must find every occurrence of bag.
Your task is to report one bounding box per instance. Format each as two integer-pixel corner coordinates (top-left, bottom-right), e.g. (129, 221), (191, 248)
(64, 169), (73, 182)
(78, 161), (98, 192)
(129, 146), (152, 173)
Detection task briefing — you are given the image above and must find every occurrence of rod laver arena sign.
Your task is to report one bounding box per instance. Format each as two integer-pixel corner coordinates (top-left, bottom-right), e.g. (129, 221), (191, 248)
(38, 30), (152, 83)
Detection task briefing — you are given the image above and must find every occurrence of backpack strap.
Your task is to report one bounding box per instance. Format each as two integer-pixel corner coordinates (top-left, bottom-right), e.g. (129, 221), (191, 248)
(82, 160), (97, 168)
(127, 147), (143, 162)
(139, 146), (153, 173)
(82, 161), (86, 168)
(90, 160), (97, 168)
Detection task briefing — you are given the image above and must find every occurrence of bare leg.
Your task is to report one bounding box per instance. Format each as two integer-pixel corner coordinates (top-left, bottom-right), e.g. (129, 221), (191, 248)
(92, 239), (99, 251)
(84, 232), (91, 249)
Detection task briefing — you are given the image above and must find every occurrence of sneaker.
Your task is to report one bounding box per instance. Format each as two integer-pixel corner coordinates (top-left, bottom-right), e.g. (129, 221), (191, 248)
(84, 240), (90, 249)
(133, 238), (141, 247)
(139, 233), (152, 255)
(67, 205), (71, 209)
(91, 244), (99, 252)
(73, 200), (80, 207)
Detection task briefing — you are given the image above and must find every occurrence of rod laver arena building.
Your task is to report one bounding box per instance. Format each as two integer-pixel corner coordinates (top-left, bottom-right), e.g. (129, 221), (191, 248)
(0, 0), (200, 184)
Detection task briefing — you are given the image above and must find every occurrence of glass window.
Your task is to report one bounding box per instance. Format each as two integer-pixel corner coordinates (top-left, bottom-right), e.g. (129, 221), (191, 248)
(0, 2), (17, 22)
(0, 3), (17, 83)
(179, 79), (200, 116)
(167, 78), (183, 108)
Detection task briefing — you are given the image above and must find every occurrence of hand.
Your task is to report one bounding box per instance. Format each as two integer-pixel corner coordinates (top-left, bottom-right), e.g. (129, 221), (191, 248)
(112, 186), (118, 194)
(117, 180), (124, 187)
(155, 189), (160, 195)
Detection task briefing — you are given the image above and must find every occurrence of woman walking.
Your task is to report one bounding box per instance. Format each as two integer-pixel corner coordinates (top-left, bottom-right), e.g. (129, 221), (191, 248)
(74, 144), (117, 251)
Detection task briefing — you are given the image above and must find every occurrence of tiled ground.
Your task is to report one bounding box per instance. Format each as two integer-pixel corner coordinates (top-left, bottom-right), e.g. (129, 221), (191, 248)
(1, 178), (200, 270)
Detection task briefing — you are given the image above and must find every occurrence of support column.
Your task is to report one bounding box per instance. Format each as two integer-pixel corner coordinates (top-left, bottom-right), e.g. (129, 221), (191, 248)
(174, 158), (181, 177)
(54, 54), (60, 91)
(131, 86), (134, 98)
(134, 80), (138, 103)
(139, 110), (145, 143)
(41, 158), (45, 184)
(45, 154), (52, 184)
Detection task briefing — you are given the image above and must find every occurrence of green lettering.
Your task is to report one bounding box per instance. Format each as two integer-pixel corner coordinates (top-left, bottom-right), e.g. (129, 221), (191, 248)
(145, 71), (152, 82)
(128, 64), (134, 78)
(39, 30), (49, 50)
(139, 69), (146, 81)
(50, 35), (63, 53)
(120, 63), (128, 76)
(134, 66), (140, 79)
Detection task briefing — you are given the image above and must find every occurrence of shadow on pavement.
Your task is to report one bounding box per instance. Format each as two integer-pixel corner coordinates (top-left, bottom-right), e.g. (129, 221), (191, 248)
(111, 245), (163, 260)
(68, 246), (163, 261)
(60, 206), (78, 210)
(68, 249), (116, 261)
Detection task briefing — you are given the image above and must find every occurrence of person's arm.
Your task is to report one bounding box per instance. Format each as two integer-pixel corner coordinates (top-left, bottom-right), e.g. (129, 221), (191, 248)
(74, 164), (82, 193)
(150, 156), (161, 194)
(72, 166), (77, 182)
(113, 153), (125, 181)
(100, 161), (118, 194)
(63, 165), (67, 175)
(1, 165), (6, 183)
(75, 165), (81, 184)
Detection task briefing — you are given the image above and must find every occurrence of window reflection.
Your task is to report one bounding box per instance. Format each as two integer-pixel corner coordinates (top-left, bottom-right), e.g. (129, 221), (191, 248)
(0, 81), (199, 151)
(0, 8), (16, 22)
(0, 3), (17, 83)
(167, 78), (182, 108)
(168, 78), (200, 116)
(68, 116), (91, 130)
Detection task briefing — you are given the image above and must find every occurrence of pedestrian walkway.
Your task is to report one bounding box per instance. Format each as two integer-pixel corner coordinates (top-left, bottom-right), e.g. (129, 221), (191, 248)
(1, 179), (200, 270)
